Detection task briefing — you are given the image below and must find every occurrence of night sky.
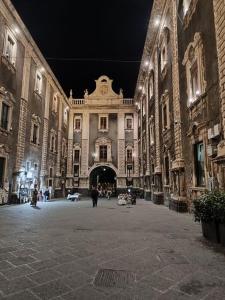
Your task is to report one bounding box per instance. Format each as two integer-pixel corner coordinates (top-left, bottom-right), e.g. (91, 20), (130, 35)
(11, 1), (153, 98)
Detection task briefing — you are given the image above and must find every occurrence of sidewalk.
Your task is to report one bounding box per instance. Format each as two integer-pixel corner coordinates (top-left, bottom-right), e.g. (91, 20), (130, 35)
(0, 198), (225, 299)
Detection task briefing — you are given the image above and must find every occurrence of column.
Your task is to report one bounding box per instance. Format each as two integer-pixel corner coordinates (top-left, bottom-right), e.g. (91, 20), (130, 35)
(153, 47), (163, 203)
(40, 79), (51, 188)
(171, 0), (184, 169)
(213, 0), (225, 156)
(13, 47), (31, 193)
(117, 112), (126, 189)
(66, 110), (74, 188)
(80, 112), (89, 190)
(171, 0), (186, 202)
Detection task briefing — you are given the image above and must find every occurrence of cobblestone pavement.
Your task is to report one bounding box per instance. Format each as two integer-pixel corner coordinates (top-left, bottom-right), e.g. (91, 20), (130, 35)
(0, 198), (225, 300)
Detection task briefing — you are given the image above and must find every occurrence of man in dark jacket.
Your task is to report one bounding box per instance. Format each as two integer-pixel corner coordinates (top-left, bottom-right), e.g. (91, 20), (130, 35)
(91, 186), (99, 207)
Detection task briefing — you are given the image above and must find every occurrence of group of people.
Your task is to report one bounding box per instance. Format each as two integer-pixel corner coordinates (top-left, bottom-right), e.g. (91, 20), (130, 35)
(91, 184), (113, 207)
(31, 186), (50, 207)
(117, 191), (136, 206)
(97, 183), (115, 199)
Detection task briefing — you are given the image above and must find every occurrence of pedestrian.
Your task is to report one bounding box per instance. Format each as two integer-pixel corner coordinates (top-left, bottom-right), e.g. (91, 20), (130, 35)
(31, 185), (38, 207)
(107, 188), (112, 200)
(44, 188), (50, 202)
(39, 190), (43, 201)
(91, 186), (99, 207)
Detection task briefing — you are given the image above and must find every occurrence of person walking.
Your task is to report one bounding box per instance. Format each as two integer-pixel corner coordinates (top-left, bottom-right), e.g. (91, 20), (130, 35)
(31, 185), (38, 207)
(91, 186), (99, 207)
(44, 188), (50, 202)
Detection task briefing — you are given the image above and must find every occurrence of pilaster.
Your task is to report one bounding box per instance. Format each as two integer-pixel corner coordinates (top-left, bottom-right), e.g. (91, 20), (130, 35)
(14, 49), (31, 173)
(80, 112), (89, 177)
(56, 99), (62, 177)
(117, 112), (125, 176)
(213, 0), (225, 157)
(133, 112), (139, 176)
(40, 80), (50, 183)
(66, 110), (74, 178)
(154, 48), (161, 172)
(171, 0), (184, 169)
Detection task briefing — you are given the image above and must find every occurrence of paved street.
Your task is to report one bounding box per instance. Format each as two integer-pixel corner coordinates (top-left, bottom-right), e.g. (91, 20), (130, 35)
(0, 198), (225, 300)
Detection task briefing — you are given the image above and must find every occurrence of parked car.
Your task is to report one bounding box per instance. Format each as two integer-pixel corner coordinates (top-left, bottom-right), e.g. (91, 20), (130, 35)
(67, 193), (81, 201)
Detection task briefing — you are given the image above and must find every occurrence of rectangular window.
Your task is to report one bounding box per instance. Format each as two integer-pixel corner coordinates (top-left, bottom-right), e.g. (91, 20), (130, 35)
(142, 100), (146, 116)
(163, 104), (168, 130)
(194, 143), (205, 186)
(161, 46), (166, 70)
(126, 118), (133, 129)
(190, 62), (199, 99)
(75, 118), (81, 130)
(32, 124), (38, 144)
(100, 117), (107, 130)
(0, 157), (5, 188)
(74, 165), (79, 177)
(164, 156), (170, 185)
(50, 135), (55, 152)
(127, 164), (133, 177)
(49, 167), (53, 178)
(150, 123), (154, 145)
(100, 145), (107, 161)
(35, 73), (42, 94)
(74, 150), (80, 163)
(1, 103), (9, 130)
(127, 149), (133, 162)
(48, 179), (53, 187)
(151, 164), (155, 184)
(26, 161), (30, 172)
(149, 76), (154, 98)
(5, 34), (16, 65)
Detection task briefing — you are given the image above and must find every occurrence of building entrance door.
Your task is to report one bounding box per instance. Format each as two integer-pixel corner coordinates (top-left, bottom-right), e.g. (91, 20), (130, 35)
(90, 166), (117, 195)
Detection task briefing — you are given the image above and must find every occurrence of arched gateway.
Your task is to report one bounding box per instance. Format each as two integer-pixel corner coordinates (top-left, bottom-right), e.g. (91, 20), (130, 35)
(89, 165), (117, 191)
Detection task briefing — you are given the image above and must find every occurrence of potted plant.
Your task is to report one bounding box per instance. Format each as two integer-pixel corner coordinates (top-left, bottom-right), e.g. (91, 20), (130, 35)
(215, 192), (225, 246)
(193, 191), (221, 243)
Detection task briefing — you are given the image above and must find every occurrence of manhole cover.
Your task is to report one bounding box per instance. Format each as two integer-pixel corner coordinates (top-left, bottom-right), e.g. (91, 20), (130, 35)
(94, 269), (135, 288)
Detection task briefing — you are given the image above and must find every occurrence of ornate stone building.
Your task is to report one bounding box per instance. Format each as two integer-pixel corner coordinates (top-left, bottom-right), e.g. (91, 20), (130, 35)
(135, 0), (225, 211)
(0, 1), (138, 203)
(0, 0), (69, 203)
(67, 75), (138, 195)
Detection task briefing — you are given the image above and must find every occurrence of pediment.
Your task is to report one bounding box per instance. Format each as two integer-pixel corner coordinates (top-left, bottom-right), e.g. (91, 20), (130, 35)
(87, 75), (120, 99)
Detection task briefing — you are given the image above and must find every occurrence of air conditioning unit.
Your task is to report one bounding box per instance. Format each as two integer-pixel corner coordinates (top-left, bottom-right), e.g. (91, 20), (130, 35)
(207, 144), (217, 157)
(214, 124), (220, 137)
(208, 124), (220, 139)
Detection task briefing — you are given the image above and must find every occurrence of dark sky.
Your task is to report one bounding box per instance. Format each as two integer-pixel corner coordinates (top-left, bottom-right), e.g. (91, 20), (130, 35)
(11, 0), (152, 98)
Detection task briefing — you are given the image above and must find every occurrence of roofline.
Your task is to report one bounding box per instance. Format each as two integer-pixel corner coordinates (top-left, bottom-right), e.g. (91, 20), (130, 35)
(2, 0), (70, 107)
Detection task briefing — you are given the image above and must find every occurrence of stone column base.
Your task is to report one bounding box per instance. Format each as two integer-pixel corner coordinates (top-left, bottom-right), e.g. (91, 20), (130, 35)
(153, 192), (164, 205)
(144, 190), (151, 201)
(169, 197), (188, 213)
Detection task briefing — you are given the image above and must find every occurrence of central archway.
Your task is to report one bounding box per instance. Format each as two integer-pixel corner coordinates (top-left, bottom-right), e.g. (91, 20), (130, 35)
(89, 166), (117, 192)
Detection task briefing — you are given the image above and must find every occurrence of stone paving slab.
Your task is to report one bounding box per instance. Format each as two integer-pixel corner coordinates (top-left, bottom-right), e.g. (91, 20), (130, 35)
(1, 198), (225, 299)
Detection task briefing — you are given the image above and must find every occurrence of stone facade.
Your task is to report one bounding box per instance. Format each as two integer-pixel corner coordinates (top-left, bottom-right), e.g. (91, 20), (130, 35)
(0, 0), (69, 203)
(135, 0), (224, 211)
(68, 75), (138, 195)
